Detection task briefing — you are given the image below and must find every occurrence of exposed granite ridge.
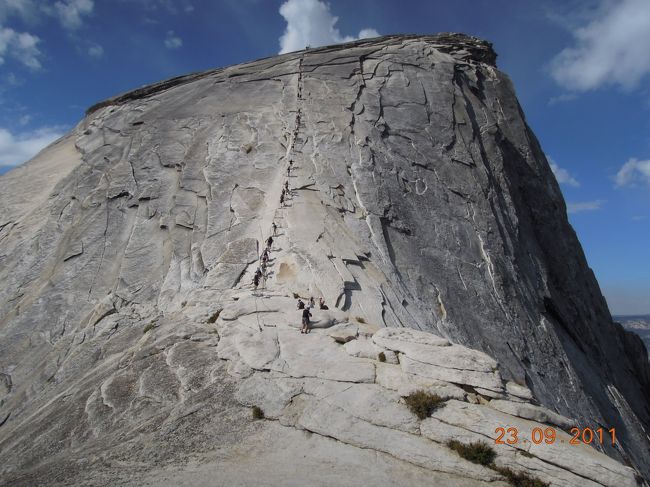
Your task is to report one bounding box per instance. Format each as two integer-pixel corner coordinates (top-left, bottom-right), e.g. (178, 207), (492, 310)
(86, 33), (496, 115)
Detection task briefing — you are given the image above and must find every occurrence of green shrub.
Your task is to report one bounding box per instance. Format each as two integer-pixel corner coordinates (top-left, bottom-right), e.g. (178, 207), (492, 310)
(143, 323), (155, 334)
(447, 440), (496, 466)
(492, 466), (549, 487)
(377, 352), (386, 362)
(207, 309), (222, 324)
(251, 406), (264, 420)
(404, 391), (445, 419)
(355, 316), (366, 324)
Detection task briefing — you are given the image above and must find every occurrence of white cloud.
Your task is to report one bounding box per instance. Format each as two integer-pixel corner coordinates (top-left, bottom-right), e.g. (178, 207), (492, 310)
(18, 114), (31, 125)
(53, 0), (94, 30)
(87, 43), (103, 58)
(0, 26), (42, 70)
(547, 155), (580, 187)
(567, 200), (605, 213)
(0, 125), (66, 166)
(614, 158), (650, 187)
(278, 0), (379, 54)
(358, 28), (380, 39)
(550, 0), (650, 91)
(164, 30), (182, 49)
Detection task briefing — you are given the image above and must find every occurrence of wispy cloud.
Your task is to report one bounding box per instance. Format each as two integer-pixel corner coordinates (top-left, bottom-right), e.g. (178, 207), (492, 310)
(548, 93), (577, 106)
(547, 155), (580, 187)
(164, 30), (182, 49)
(614, 158), (650, 187)
(53, 0), (94, 30)
(567, 200), (605, 213)
(87, 42), (103, 58)
(278, 0), (379, 54)
(0, 27), (42, 70)
(550, 0), (650, 91)
(0, 125), (67, 166)
(0, 0), (40, 23)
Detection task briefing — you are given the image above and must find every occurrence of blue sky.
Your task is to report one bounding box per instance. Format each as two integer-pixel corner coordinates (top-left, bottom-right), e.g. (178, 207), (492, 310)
(0, 0), (648, 314)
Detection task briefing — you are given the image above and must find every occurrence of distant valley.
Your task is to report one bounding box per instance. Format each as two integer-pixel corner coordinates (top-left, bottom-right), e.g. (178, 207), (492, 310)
(616, 315), (650, 357)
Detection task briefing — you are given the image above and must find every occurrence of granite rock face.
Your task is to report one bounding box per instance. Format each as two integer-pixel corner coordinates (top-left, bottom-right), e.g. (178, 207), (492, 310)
(0, 33), (648, 485)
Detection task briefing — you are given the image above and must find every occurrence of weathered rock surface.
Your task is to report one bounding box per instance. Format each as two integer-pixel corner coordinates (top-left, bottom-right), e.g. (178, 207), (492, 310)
(0, 33), (648, 485)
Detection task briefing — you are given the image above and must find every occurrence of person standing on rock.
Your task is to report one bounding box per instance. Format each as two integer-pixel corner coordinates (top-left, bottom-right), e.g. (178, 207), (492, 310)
(301, 307), (312, 334)
(309, 296), (315, 309)
(284, 181), (289, 193)
(272, 222), (277, 235)
(253, 272), (260, 290)
(280, 193), (285, 207)
(266, 236), (274, 249)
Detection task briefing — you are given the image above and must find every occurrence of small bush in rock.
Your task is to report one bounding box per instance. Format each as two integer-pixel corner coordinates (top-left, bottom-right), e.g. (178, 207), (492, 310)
(251, 406), (264, 420)
(405, 391), (445, 419)
(143, 323), (155, 334)
(207, 309), (221, 323)
(447, 440), (496, 466)
(492, 466), (549, 487)
(355, 316), (367, 324)
(377, 352), (386, 362)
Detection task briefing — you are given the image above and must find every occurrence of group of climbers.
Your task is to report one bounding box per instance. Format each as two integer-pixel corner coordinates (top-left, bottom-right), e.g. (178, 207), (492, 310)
(253, 234), (275, 290)
(255, 74), (316, 330)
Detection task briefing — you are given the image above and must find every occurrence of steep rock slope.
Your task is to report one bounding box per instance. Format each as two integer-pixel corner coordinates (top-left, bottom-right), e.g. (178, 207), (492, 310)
(0, 34), (648, 485)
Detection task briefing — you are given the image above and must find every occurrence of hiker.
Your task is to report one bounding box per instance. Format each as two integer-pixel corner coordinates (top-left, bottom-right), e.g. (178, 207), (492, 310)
(266, 236), (274, 249)
(286, 166), (291, 177)
(319, 297), (328, 310)
(272, 222), (277, 235)
(297, 298), (305, 310)
(284, 181), (289, 192)
(301, 307), (312, 334)
(280, 193), (285, 207)
(309, 296), (315, 309)
(253, 273), (260, 289)
(261, 252), (268, 266)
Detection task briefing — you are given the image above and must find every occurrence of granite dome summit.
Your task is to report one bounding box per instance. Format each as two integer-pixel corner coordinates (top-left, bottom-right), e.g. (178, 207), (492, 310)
(0, 34), (648, 486)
